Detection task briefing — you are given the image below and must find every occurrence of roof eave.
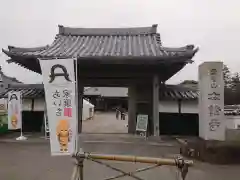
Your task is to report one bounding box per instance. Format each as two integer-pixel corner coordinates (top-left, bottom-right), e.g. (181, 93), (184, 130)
(8, 45), (49, 53)
(3, 49), (197, 63)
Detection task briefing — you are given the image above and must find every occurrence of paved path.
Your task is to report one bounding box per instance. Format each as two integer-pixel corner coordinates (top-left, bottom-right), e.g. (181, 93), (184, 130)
(82, 112), (128, 133)
(1, 112), (240, 179)
(0, 138), (240, 180)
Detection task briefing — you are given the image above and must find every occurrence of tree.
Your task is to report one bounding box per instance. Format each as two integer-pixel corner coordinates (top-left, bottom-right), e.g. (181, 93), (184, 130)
(223, 64), (232, 88)
(231, 72), (240, 92)
(223, 64), (234, 104)
(223, 65), (240, 104)
(230, 73), (240, 104)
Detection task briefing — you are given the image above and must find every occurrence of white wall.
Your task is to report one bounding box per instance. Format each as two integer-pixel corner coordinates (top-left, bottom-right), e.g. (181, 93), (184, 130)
(159, 101), (178, 113)
(21, 97), (199, 114)
(6, 98), (46, 112)
(18, 98), (45, 111)
(159, 100), (198, 114)
(34, 99), (45, 111)
(22, 99), (32, 111)
(181, 101), (198, 114)
(225, 116), (240, 129)
(21, 98), (95, 120)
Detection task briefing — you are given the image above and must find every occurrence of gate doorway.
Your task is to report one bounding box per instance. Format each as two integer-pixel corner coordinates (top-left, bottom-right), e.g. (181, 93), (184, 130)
(82, 87), (129, 134)
(22, 111), (44, 132)
(159, 113), (199, 136)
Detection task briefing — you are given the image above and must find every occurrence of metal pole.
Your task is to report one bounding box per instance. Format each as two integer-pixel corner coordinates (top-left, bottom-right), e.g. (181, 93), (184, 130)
(20, 92), (23, 137)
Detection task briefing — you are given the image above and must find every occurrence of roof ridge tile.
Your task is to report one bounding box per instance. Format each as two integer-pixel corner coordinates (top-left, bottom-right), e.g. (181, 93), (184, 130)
(58, 24), (158, 36)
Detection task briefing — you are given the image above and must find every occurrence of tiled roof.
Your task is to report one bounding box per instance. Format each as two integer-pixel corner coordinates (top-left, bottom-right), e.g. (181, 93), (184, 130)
(2, 24), (198, 61)
(0, 66), (22, 84)
(178, 80), (198, 90)
(0, 84), (199, 100)
(159, 85), (199, 100)
(84, 86), (198, 100)
(0, 84), (44, 99)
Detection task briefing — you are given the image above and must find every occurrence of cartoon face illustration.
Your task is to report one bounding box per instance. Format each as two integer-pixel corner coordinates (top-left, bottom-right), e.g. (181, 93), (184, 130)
(56, 120), (71, 152)
(11, 114), (18, 129)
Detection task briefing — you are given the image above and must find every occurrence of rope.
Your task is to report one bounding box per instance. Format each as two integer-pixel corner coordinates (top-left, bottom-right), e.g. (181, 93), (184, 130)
(174, 156), (189, 180)
(175, 156), (184, 169)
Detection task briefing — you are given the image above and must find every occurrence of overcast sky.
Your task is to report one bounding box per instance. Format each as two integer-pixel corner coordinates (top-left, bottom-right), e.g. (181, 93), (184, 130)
(0, 0), (239, 84)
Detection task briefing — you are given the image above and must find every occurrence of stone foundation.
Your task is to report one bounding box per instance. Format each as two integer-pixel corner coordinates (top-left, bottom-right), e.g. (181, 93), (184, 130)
(178, 137), (240, 164)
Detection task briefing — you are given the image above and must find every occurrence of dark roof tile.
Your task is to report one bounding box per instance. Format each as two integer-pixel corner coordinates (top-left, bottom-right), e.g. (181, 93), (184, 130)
(0, 66), (22, 84)
(3, 24), (198, 61)
(0, 84), (199, 100)
(0, 84), (44, 98)
(58, 24), (158, 36)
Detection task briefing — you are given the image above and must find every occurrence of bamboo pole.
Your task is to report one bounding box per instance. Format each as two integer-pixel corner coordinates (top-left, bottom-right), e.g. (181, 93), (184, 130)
(73, 153), (193, 167)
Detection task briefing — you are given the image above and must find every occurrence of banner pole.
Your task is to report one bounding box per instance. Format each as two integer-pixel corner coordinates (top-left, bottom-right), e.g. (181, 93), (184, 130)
(71, 58), (84, 180)
(16, 91), (27, 140)
(20, 92), (23, 136)
(75, 58), (79, 152)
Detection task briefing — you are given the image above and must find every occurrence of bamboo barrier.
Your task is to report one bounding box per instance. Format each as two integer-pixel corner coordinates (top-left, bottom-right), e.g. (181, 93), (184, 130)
(72, 152), (193, 180)
(73, 152), (193, 166)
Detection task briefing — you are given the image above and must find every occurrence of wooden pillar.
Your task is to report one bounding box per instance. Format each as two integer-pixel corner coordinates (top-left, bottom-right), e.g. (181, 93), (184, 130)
(31, 99), (34, 111)
(78, 83), (84, 133)
(153, 75), (160, 136)
(128, 86), (136, 134)
(178, 99), (182, 114)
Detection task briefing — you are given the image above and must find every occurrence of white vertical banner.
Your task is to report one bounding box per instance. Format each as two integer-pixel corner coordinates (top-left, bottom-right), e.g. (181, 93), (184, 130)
(0, 98), (7, 113)
(39, 58), (78, 156)
(8, 91), (22, 130)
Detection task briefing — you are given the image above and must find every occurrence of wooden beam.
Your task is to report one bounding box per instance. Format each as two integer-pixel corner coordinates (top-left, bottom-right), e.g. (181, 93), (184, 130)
(178, 99), (182, 113)
(79, 71), (157, 79)
(80, 77), (152, 87)
(153, 75), (160, 136)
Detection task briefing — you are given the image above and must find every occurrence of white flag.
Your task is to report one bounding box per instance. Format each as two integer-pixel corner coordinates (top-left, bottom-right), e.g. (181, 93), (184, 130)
(39, 58), (77, 156)
(8, 91), (22, 130)
(0, 98), (7, 113)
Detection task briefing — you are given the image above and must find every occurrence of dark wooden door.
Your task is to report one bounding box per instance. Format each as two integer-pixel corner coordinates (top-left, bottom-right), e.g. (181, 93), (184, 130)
(159, 113), (199, 136)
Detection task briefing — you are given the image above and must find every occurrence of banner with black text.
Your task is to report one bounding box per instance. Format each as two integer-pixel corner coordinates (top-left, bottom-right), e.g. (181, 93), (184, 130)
(40, 58), (78, 156)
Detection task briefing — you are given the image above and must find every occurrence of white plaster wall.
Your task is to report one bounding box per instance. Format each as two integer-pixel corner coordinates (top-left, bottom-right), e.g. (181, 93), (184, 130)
(12, 98), (46, 112)
(225, 116), (236, 129)
(225, 116), (240, 129)
(22, 98), (95, 120)
(159, 101), (178, 113)
(34, 99), (45, 111)
(22, 99), (32, 111)
(159, 100), (198, 114)
(181, 101), (198, 114)
(20, 97), (199, 114)
(235, 119), (240, 129)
